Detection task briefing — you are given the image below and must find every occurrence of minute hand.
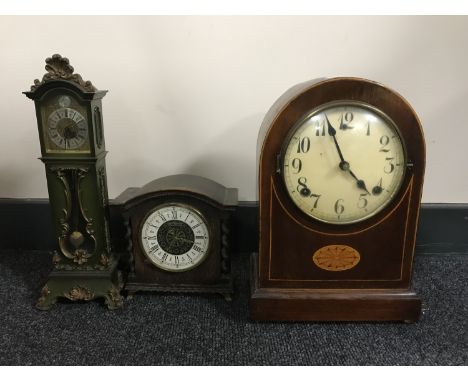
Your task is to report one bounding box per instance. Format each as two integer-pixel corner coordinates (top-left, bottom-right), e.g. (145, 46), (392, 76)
(325, 114), (371, 195)
(326, 115), (345, 163)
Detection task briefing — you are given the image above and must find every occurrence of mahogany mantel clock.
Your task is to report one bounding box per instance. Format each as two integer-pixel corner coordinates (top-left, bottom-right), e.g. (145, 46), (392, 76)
(251, 77), (425, 322)
(24, 54), (123, 310)
(114, 174), (238, 299)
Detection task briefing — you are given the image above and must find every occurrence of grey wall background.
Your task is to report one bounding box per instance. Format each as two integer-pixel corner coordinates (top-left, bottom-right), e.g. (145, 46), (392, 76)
(1, 16), (467, 202)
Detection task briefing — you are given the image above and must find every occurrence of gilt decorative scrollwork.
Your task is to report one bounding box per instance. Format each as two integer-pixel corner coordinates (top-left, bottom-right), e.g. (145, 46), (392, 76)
(105, 285), (124, 310)
(76, 168), (97, 253)
(64, 286), (95, 301)
(37, 285), (51, 306)
(52, 167), (96, 267)
(30, 54), (97, 92)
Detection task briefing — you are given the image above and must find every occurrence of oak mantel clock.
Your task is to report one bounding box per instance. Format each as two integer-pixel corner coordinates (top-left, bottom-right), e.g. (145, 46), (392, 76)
(251, 77), (425, 322)
(114, 174), (238, 299)
(24, 54), (123, 310)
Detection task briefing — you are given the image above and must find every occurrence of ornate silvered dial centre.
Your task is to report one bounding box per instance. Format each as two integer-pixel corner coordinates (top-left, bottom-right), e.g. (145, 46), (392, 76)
(140, 204), (210, 272)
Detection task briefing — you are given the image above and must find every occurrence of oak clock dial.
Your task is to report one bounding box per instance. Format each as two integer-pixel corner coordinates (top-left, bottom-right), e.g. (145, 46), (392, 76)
(140, 204), (210, 272)
(282, 102), (406, 224)
(251, 77), (426, 322)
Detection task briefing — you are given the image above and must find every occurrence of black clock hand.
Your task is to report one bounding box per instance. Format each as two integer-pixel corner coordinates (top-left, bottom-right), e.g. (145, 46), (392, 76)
(349, 169), (371, 195)
(326, 114), (370, 195)
(326, 115), (353, 172)
(326, 115), (346, 164)
(372, 178), (383, 195)
(178, 237), (195, 244)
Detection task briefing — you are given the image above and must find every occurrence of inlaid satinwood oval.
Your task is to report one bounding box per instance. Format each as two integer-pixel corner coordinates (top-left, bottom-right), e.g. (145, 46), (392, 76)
(312, 244), (361, 271)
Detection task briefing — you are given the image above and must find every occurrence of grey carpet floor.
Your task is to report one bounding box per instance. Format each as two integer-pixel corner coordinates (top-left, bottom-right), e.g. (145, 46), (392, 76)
(0, 250), (466, 365)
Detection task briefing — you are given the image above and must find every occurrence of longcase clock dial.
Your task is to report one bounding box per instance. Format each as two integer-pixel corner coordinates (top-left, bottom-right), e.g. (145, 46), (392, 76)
(47, 107), (88, 150)
(40, 93), (91, 153)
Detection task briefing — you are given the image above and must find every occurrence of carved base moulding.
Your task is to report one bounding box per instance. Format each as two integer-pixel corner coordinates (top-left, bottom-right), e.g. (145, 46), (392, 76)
(125, 280), (234, 301)
(36, 258), (124, 311)
(249, 253), (421, 322)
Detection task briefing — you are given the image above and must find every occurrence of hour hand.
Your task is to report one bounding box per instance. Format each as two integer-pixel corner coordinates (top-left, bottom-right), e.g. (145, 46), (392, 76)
(348, 169), (371, 195)
(372, 179), (384, 195)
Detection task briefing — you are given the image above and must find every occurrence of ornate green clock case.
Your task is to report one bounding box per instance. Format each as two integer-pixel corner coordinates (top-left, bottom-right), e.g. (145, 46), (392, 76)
(251, 77), (426, 322)
(24, 54), (123, 310)
(114, 174), (238, 299)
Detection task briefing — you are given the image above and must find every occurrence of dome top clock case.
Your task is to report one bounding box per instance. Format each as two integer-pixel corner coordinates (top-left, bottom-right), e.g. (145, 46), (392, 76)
(251, 77), (425, 322)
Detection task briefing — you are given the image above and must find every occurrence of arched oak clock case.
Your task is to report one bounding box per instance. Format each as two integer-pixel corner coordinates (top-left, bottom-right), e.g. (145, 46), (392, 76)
(251, 77), (426, 321)
(115, 174), (238, 299)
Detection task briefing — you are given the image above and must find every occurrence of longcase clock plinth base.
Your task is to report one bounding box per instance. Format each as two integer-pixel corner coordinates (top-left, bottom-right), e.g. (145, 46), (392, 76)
(36, 258), (124, 310)
(249, 253), (421, 322)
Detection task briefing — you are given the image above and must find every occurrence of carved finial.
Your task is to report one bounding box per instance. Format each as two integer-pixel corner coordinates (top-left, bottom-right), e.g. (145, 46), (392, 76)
(30, 53), (97, 92)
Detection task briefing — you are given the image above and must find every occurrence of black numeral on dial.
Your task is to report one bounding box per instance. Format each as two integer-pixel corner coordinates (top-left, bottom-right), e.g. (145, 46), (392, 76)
(334, 199), (345, 216)
(296, 137), (310, 153)
(291, 158), (302, 174)
(379, 135), (390, 152)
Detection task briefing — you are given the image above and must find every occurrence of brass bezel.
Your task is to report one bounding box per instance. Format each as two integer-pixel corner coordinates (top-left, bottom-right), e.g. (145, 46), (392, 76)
(139, 202), (211, 273)
(280, 100), (408, 225)
(40, 91), (92, 155)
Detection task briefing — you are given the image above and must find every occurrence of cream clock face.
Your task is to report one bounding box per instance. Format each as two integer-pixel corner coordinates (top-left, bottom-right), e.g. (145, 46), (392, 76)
(140, 204), (210, 272)
(281, 101), (406, 224)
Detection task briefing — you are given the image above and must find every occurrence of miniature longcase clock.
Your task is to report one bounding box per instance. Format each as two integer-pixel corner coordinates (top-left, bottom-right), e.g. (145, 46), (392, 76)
(24, 54), (123, 310)
(251, 77), (425, 322)
(114, 174), (238, 299)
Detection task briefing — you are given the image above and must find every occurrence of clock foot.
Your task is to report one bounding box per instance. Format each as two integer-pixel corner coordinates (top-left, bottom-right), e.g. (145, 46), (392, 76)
(222, 292), (233, 302)
(35, 260), (124, 310)
(36, 284), (58, 311)
(104, 286), (124, 310)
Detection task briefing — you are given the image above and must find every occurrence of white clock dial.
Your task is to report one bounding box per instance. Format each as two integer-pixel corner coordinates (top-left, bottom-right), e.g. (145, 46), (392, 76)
(140, 204), (210, 272)
(282, 101), (406, 224)
(47, 107), (88, 149)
